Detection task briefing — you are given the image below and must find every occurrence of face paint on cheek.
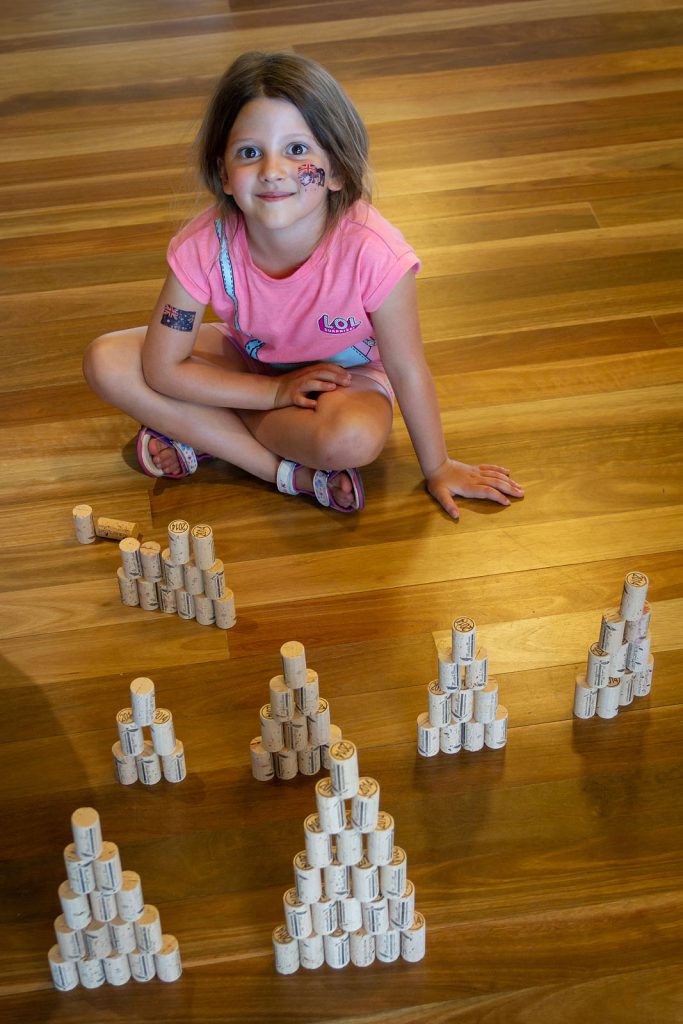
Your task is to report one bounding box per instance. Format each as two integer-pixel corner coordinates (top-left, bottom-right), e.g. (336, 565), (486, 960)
(298, 162), (326, 188)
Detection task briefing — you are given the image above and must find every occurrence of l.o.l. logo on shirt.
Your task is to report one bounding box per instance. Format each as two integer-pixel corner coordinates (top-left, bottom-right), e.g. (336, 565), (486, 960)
(318, 313), (362, 335)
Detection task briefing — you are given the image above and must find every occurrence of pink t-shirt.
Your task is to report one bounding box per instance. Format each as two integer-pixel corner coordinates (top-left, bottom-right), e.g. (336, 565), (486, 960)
(167, 202), (420, 370)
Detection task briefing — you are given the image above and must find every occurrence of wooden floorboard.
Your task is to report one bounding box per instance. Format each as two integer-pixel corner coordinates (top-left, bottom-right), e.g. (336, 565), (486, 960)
(0, 1), (681, 1021)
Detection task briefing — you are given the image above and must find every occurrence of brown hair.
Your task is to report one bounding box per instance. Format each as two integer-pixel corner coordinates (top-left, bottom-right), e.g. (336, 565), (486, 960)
(196, 51), (371, 228)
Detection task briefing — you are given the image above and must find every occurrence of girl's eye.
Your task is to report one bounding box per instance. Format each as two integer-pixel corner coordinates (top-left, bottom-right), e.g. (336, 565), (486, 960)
(237, 146), (260, 159)
(287, 143), (308, 156)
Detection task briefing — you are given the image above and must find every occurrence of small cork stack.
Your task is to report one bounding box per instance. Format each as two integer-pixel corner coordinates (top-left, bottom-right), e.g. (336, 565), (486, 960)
(48, 808), (182, 991)
(272, 740), (426, 973)
(113, 677), (186, 786)
(249, 642), (343, 783)
(417, 616), (507, 758)
(573, 570), (654, 721)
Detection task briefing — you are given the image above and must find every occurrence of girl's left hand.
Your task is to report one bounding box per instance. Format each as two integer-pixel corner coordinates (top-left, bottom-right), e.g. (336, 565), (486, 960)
(426, 459), (524, 520)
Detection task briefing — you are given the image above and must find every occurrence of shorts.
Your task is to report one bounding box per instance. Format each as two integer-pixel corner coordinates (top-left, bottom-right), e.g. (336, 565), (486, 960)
(208, 322), (395, 405)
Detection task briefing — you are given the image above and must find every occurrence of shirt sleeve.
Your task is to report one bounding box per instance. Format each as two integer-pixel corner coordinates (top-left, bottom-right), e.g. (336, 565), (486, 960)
(350, 209), (421, 313)
(166, 216), (214, 305)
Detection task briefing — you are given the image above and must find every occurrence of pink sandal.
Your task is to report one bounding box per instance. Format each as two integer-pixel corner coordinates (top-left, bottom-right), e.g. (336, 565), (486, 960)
(136, 427), (213, 479)
(276, 459), (364, 513)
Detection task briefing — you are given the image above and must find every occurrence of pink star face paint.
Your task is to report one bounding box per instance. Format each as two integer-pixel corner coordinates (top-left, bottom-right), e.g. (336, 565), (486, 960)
(298, 162), (326, 188)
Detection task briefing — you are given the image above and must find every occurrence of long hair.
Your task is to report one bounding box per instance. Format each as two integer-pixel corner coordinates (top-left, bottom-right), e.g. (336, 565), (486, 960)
(196, 51), (371, 228)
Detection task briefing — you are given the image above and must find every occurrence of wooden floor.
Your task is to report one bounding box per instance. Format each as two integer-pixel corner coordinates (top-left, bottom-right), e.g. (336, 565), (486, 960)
(1, 1), (682, 1021)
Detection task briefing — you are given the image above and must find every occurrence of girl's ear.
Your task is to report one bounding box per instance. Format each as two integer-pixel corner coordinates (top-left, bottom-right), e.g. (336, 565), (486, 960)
(326, 168), (343, 193)
(218, 159), (232, 196)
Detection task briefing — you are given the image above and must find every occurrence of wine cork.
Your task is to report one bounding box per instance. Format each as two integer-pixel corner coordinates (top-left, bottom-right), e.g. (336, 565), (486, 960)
(202, 559), (225, 600)
(295, 668), (319, 715)
(167, 520), (191, 564)
(72, 504), (95, 544)
(451, 687), (474, 722)
(586, 643), (611, 689)
(213, 589), (236, 628)
(89, 888), (117, 923)
(63, 844), (95, 895)
(95, 516), (139, 541)
(175, 588), (195, 620)
(58, 881), (92, 931)
(130, 677), (155, 726)
(323, 928), (350, 969)
(380, 846), (407, 899)
(194, 592), (216, 626)
(362, 895), (389, 935)
(161, 548), (184, 588)
(304, 814), (333, 867)
(329, 739), (359, 798)
(350, 927), (376, 968)
(190, 523), (215, 570)
(71, 807), (102, 860)
(299, 930), (325, 970)
(400, 912), (426, 962)
(320, 723), (343, 770)
(54, 915), (86, 961)
(485, 705), (508, 749)
(351, 856), (379, 902)
(335, 812), (363, 866)
(389, 880), (416, 930)
(366, 812), (395, 866)
(573, 675), (597, 719)
(311, 896), (338, 936)
(134, 905), (163, 953)
(610, 642), (629, 677)
(269, 675), (295, 721)
(375, 927), (401, 963)
(618, 671), (635, 706)
(473, 680), (498, 724)
(158, 584), (178, 615)
(116, 871), (144, 922)
(84, 918), (112, 959)
(293, 851), (323, 904)
(249, 737), (274, 782)
(109, 916), (136, 955)
(439, 718), (463, 754)
(182, 559), (204, 596)
(452, 616), (476, 662)
(619, 570), (649, 620)
(139, 540), (162, 581)
(119, 537), (142, 578)
(48, 945), (80, 991)
(315, 777), (345, 833)
(627, 632), (652, 672)
(274, 747), (298, 780)
(351, 777), (380, 833)
(465, 646), (488, 689)
(427, 680), (450, 727)
(117, 567), (140, 606)
(297, 744), (321, 776)
(116, 709), (144, 757)
(137, 742), (162, 785)
(323, 860), (350, 899)
(285, 711), (308, 752)
(596, 678), (621, 719)
(307, 697), (331, 746)
(463, 719), (485, 751)
(624, 601), (651, 642)
(272, 924), (300, 975)
(417, 712), (439, 757)
(103, 950), (131, 986)
(280, 640), (307, 687)
(137, 578), (159, 611)
(162, 740), (187, 783)
(129, 947), (156, 982)
(76, 955), (106, 989)
(283, 888), (312, 939)
(599, 609), (625, 653)
(154, 934), (183, 982)
(93, 841), (122, 893)
(436, 639), (462, 691)
(633, 654), (654, 697)
(259, 704), (284, 752)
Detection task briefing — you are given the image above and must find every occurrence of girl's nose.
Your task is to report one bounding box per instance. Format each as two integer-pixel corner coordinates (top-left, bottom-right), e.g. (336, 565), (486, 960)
(260, 153), (285, 181)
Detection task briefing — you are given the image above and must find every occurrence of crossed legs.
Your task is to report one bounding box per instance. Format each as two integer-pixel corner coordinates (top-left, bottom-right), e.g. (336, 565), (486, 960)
(83, 325), (393, 507)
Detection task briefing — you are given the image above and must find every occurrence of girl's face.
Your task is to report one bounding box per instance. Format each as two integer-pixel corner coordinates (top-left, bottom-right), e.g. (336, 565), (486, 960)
(220, 97), (341, 237)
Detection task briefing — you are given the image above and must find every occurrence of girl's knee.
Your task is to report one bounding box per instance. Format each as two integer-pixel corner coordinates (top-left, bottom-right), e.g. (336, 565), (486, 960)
(314, 405), (390, 469)
(82, 331), (140, 396)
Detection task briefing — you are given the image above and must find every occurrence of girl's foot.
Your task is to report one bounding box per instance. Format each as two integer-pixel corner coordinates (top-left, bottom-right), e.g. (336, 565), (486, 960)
(293, 465), (356, 509)
(276, 459), (365, 512)
(148, 435), (181, 475)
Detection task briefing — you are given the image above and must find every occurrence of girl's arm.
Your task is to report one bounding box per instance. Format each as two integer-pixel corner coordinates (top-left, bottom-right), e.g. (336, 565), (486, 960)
(371, 273), (524, 519)
(142, 271), (351, 410)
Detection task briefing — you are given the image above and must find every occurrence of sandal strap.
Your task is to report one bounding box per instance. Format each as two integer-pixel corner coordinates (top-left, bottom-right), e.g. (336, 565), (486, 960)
(276, 459), (301, 495)
(312, 470), (332, 507)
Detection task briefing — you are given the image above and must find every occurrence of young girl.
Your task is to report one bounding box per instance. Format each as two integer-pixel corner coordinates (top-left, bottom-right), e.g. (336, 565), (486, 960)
(83, 51), (523, 518)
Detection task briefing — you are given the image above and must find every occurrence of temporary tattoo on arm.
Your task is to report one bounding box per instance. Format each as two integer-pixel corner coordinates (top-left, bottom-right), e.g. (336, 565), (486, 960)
(298, 162), (326, 188)
(161, 304), (196, 332)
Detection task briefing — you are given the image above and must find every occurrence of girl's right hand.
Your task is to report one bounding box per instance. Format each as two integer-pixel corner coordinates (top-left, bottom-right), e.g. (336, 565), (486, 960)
(273, 363), (353, 409)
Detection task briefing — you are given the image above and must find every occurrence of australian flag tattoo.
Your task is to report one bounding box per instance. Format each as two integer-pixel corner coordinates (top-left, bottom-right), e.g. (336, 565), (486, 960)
(161, 304), (196, 332)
